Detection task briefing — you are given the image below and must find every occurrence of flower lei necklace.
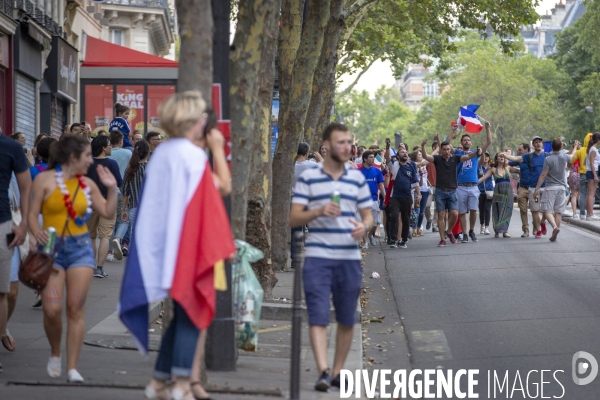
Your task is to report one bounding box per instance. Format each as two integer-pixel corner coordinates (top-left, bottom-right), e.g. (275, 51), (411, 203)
(55, 165), (92, 226)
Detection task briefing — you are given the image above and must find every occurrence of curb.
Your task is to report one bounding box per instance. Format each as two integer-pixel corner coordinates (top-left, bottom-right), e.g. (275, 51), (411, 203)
(261, 301), (362, 322)
(563, 216), (600, 235)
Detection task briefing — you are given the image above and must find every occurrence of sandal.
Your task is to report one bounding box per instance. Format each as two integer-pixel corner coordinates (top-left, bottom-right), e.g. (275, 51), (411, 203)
(145, 383), (171, 400)
(1, 329), (15, 352)
(190, 382), (211, 400)
(503, 233), (511, 238)
(494, 233), (499, 238)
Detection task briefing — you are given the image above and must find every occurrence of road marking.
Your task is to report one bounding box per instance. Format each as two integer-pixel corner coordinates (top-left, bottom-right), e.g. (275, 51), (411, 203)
(411, 330), (453, 361)
(258, 324), (292, 333)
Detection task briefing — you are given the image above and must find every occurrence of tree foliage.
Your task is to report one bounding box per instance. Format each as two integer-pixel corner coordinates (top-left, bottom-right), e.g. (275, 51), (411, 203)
(552, 0), (600, 134)
(338, 0), (540, 80)
(408, 33), (570, 153)
(336, 87), (416, 146)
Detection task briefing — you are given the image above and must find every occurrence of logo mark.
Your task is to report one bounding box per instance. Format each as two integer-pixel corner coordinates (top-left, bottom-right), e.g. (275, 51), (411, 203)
(572, 351), (598, 385)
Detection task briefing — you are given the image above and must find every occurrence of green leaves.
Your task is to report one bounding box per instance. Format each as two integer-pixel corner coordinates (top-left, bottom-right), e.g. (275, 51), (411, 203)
(408, 34), (570, 153)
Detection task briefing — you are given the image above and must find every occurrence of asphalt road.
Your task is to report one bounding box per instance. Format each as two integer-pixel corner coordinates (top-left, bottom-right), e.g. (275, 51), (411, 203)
(380, 210), (600, 399)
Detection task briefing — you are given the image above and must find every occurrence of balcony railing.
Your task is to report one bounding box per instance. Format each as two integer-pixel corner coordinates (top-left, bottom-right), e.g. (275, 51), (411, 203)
(13, 0), (64, 38)
(104, 0), (175, 28)
(0, 0), (11, 17)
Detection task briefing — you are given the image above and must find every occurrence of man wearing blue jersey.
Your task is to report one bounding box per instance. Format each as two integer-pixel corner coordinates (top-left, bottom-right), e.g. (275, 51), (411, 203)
(454, 121), (492, 243)
(504, 136), (548, 238)
(359, 151), (385, 247)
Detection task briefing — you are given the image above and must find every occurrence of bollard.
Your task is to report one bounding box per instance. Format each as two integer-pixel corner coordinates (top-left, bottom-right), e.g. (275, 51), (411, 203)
(290, 230), (304, 399)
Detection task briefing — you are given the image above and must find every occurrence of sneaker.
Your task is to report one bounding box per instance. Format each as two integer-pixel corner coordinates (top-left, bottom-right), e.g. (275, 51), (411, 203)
(521, 231), (530, 238)
(484, 228), (490, 235)
(549, 227), (560, 242)
(446, 232), (457, 244)
(461, 234), (469, 243)
(32, 293), (42, 308)
(480, 227), (485, 234)
(315, 369), (332, 392)
(432, 227), (439, 233)
(67, 369), (84, 383)
(541, 222), (547, 235)
(587, 215), (600, 221)
(535, 231), (543, 239)
(398, 241), (407, 249)
(331, 374), (348, 392)
(407, 231), (413, 240)
(47, 356), (61, 378)
(106, 253), (115, 262)
(361, 242), (368, 250)
(112, 239), (123, 260)
(457, 233), (463, 241)
(390, 241), (397, 248)
(93, 268), (108, 278)
(369, 235), (377, 246)
(438, 240), (446, 247)
(426, 221), (432, 230)
(572, 214), (580, 219)
(469, 230), (478, 242)
(122, 243), (129, 257)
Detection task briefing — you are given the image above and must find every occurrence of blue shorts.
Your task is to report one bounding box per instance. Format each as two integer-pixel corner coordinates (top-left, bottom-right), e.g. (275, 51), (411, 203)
(586, 171), (595, 180)
(303, 257), (362, 327)
(434, 189), (458, 212)
(41, 233), (96, 270)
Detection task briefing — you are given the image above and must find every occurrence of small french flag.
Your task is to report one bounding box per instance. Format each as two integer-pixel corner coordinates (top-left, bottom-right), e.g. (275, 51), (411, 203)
(457, 106), (483, 134)
(374, 154), (382, 168)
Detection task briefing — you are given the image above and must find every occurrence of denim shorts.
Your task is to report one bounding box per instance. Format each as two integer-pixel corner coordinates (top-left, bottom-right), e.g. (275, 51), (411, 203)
(42, 233), (96, 270)
(434, 189), (458, 212)
(303, 257), (362, 327)
(586, 171), (595, 180)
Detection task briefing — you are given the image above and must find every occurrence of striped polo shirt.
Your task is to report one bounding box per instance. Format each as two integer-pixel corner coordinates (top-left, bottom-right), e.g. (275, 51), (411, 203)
(292, 165), (372, 260)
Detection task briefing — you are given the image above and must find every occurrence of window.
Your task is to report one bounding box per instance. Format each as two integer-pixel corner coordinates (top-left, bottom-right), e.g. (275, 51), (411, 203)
(110, 29), (124, 46)
(423, 82), (438, 98)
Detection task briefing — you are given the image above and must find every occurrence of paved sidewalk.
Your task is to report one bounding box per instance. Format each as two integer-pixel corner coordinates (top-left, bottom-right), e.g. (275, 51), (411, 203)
(1, 258), (364, 399)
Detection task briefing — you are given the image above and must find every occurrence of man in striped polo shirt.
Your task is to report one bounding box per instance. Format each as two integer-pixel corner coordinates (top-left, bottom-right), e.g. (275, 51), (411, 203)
(290, 122), (373, 392)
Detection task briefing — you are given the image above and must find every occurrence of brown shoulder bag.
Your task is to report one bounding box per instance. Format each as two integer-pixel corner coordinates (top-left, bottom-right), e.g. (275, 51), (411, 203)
(19, 184), (80, 290)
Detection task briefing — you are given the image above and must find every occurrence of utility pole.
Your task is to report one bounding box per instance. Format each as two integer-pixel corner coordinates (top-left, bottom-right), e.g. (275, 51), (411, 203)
(206, 0), (236, 371)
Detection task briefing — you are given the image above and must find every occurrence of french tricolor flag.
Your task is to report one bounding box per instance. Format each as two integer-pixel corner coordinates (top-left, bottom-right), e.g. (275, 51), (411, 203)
(457, 105), (483, 134)
(118, 139), (235, 353)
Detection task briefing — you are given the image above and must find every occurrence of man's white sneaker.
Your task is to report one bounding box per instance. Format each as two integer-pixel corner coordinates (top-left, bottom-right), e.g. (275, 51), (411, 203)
(586, 215), (600, 221)
(112, 239), (123, 260)
(480, 227), (485, 234)
(106, 253), (115, 262)
(484, 228), (490, 235)
(572, 214), (580, 219)
(361, 243), (368, 250)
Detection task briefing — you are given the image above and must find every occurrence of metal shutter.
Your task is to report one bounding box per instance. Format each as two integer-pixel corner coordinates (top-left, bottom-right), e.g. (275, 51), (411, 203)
(51, 96), (64, 137)
(15, 73), (36, 148)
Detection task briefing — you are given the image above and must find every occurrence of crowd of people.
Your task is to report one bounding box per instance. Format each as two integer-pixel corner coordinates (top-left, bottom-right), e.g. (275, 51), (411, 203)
(290, 122), (597, 392)
(294, 122), (592, 253)
(0, 92), (233, 399)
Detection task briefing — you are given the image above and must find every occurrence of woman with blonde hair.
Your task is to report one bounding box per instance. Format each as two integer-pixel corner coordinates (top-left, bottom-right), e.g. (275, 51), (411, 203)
(28, 134), (117, 381)
(119, 91), (235, 400)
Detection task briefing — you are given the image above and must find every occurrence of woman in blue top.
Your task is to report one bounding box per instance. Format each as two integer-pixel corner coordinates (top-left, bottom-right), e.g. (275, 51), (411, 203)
(477, 152), (494, 235)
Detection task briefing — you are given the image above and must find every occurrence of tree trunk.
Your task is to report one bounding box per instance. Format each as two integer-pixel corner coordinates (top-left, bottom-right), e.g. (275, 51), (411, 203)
(270, 0), (305, 271)
(271, 0), (331, 271)
(230, 0), (279, 240)
(245, 0), (282, 299)
(304, 0), (344, 148)
(175, 0), (213, 102)
(316, 74), (336, 143)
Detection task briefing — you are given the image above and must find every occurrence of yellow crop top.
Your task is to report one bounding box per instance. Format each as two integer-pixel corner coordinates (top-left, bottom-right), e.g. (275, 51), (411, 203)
(41, 177), (90, 236)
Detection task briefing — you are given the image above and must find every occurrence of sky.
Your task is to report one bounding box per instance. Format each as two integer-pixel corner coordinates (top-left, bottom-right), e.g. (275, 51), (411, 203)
(337, 0), (562, 96)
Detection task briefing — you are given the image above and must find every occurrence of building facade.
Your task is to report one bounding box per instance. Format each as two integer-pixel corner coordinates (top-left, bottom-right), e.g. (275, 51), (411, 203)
(397, 62), (440, 111)
(0, 0), (176, 146)
(522, 0), (586, 58)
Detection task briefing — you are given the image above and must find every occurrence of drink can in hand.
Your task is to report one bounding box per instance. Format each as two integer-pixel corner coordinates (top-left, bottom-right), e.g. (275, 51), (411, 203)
(43, 227), (57, 255)
(331, 191), (341, 205)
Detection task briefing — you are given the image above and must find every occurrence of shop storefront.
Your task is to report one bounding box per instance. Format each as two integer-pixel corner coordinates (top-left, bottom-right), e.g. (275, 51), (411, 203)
(81, 36), (177, 136)
(14, 20), (49, 147)
(0, 11), (16, 137)
(41, 36), (78, 137)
